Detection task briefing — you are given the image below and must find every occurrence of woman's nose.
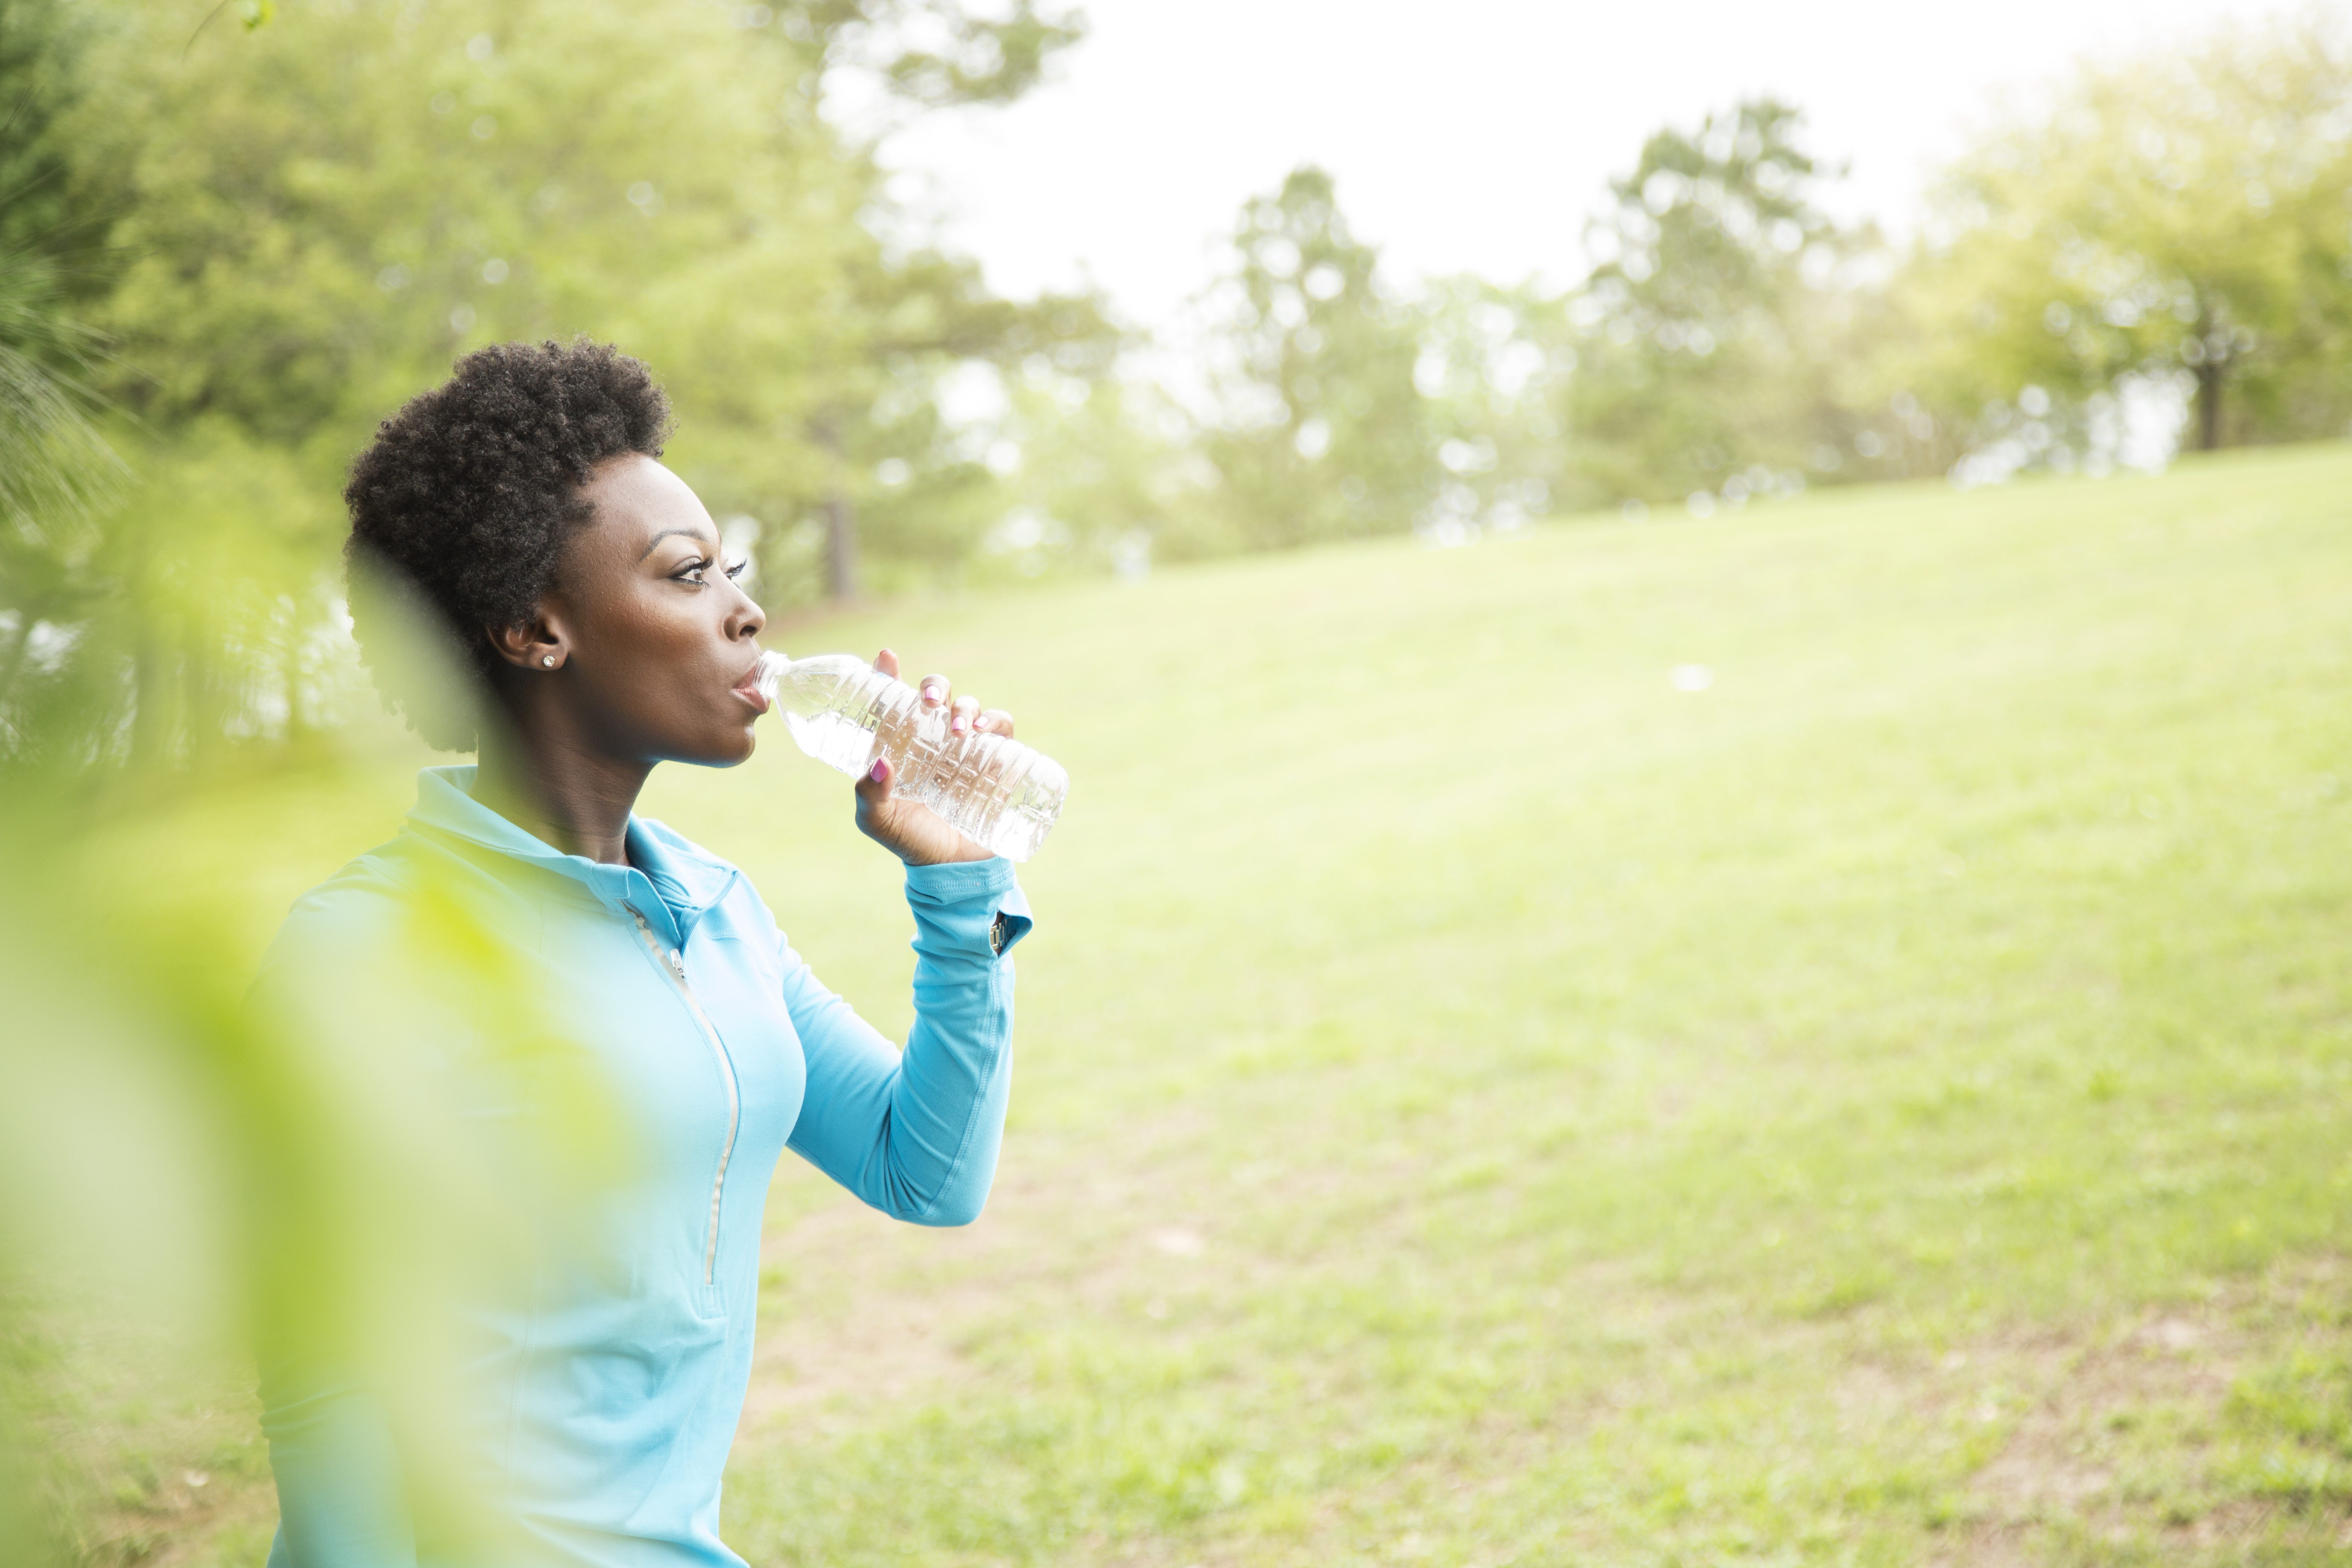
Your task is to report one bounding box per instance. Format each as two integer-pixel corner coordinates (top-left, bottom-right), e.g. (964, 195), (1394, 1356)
(727, 585), (766, 641)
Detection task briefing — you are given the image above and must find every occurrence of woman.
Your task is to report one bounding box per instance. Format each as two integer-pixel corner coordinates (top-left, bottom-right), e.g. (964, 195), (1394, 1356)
(251, 340), (1031, 1567)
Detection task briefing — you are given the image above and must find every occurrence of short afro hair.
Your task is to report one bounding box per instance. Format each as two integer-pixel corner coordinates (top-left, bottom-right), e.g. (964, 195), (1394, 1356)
(344, 339), (673, 751)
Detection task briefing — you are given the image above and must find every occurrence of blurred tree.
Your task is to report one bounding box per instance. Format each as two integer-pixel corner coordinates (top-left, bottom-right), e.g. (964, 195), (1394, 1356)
(1411, 276), (1577, 534)
(70, 0), (1087, 450)
(0, 0), (127, 762)
(805, 0), (1082, 108)
(758, 247), (1111, 604)
(1202, 167), (1432, 550)
(0, 261), (121, 757)
(1902, 17), (2352, 453)
(1560, 98), (1886, 507)
(0, 0), (106, 260)
(976, 358), (1211, 578)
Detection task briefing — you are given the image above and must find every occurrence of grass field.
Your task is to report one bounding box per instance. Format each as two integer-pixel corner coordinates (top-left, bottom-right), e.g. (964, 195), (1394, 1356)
(51, 446), (2352, 1564)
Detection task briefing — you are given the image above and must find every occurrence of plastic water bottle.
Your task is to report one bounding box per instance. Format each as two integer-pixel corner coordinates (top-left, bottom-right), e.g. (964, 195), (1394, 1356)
(754, 651), (1069, 862)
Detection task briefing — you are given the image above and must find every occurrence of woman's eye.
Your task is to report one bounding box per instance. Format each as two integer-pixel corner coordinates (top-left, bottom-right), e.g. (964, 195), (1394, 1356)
(675, 558), (712, 584)
(724, 557), (748, 581)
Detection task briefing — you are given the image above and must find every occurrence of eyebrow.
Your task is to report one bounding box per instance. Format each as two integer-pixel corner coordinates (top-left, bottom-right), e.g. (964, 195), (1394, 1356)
(637, 526), (720, 562)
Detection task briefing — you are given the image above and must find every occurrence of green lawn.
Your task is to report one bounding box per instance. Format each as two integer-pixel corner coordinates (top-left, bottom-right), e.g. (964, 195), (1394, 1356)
(77, 447), (2352, 1563)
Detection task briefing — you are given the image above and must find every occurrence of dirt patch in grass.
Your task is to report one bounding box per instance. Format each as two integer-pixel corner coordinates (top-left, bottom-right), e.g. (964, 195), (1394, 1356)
(1933, 1256), (2352, 1565)
(739, 1119), (1244, 1422)
(85, 1477), (279, 1568)
(1963, 1316), (2236, 1516)
(6, 1306), (273, 1568)
(739, 1180), (2352, 1566)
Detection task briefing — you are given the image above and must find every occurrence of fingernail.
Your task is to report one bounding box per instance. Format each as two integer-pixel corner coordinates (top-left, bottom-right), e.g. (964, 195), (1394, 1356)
(923, 683), (945, 704)
(951, 714), (968, 733)
(869, 757), (888, 782)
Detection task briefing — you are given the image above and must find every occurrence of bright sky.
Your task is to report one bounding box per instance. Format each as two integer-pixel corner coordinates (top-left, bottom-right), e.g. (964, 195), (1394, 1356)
(871, 0), (2301, 328)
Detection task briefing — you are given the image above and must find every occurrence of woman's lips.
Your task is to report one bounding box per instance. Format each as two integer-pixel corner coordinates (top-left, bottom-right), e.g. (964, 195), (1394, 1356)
(731, 665), (769, 715)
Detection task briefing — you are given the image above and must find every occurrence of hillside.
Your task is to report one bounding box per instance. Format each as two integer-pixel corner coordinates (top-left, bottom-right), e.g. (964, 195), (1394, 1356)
(69, 448), (2352, 1564)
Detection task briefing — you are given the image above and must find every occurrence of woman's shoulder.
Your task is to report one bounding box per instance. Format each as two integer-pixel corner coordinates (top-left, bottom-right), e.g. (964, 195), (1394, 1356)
(247, 833), (527, 1068)
(259, 824), (507, 976)
(255, 843), (415, 974)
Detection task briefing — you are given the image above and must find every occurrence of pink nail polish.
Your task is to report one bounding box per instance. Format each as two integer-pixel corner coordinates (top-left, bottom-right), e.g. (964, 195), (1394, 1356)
(869, 758), (888, 782)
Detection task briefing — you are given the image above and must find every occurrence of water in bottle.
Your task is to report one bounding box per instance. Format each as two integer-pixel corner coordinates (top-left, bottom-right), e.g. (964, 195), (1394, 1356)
(753, 651), (1069, 862)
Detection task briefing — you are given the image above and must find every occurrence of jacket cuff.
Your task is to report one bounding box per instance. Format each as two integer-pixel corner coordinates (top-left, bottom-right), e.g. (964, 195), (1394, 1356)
(904, 857), (1033, 956)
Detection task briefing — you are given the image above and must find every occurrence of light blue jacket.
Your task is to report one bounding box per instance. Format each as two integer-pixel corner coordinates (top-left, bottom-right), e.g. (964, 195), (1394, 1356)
(252, 766), (1030, 1567)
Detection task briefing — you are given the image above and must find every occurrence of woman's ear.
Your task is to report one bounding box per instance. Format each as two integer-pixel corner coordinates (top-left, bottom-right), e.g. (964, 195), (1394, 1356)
(486, 613), (566, 672)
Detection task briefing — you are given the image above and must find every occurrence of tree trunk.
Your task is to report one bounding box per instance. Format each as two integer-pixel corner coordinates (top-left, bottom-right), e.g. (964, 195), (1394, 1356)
(283, 619), (307, 742)
(129, 633), (168, 767)
(191, 649), (232, 762)
(824, 489), (858, 601)
(2195, 357), (2224, 452)
(0, 614), (34, 712)
(815, 416), (858, 601)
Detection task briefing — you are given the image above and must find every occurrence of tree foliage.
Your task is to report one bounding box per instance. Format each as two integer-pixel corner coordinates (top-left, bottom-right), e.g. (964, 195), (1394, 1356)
(1904, 18), (2352, 453)
(0, 0), (127, 758)
(1200, 167), (1430, 551)
(1560, 99), (1888, 503)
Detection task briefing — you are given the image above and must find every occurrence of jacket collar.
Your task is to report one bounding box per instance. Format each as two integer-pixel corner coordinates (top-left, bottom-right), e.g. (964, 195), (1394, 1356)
(407, 766), (737, 946)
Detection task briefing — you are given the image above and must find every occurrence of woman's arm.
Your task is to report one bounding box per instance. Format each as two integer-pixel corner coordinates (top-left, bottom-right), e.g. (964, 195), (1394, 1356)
(779, 859), (1031, 1225)
(258, 1365), (418, 1568)
(247, 878), (425, 1568)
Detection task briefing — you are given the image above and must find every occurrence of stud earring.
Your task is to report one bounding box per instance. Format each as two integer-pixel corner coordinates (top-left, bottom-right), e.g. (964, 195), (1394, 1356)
(541, 655), (556, 668)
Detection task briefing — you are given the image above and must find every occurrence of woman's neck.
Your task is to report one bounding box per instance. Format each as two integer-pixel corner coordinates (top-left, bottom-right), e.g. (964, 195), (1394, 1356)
(472, 728), (652, 866)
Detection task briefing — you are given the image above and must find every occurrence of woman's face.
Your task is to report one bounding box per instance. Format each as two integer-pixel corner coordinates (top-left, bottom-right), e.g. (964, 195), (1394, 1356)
(532, 453), (769, 767)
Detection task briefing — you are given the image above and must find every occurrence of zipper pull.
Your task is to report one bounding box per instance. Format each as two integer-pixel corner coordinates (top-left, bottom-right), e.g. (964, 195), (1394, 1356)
(668, 949), (687, 980)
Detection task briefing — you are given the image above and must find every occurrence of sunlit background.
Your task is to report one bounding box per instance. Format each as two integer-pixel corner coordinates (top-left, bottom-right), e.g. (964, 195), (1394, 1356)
(870, 0), (2274, 319)
(4, 0), (2351, 1562)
